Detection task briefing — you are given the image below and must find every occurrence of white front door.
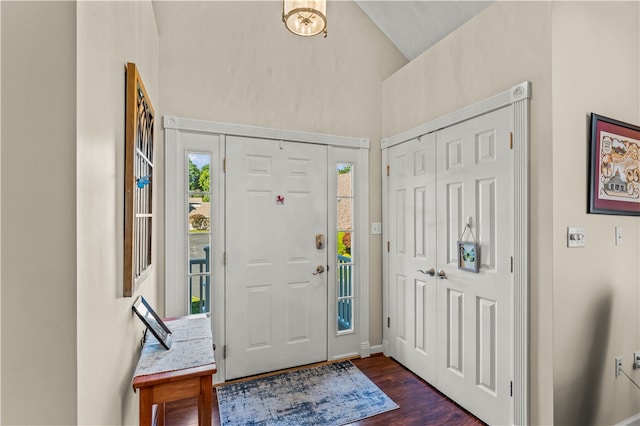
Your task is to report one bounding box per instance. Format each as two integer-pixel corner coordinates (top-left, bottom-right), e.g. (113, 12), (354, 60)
(386, 106), (513, 425)
(225, 136), (328, 380)
(387, 135), (437, 383)
(435, 106), (513, 425)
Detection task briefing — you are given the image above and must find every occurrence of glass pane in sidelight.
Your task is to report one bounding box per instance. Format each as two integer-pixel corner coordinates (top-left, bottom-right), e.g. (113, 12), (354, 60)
(337, 198), (353, 231)
(337, 232), (353, 258)
(188, 233), (211, 314)
(189, 233), (210, 267)
(190, 275), (210, 314)
(187, 195), (211, 232)
(337, 163), (353, 197)
(188, 153), (212, 193)
(337, 298), (353, 332)
(337, 257), (353, 298)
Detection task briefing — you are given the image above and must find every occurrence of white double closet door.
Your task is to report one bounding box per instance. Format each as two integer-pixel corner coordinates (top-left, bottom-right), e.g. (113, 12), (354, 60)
(388, 106), (514, 425)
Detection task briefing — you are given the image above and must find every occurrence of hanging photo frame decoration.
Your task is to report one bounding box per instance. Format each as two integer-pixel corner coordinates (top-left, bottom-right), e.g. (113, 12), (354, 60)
(457, 219), (480, 273)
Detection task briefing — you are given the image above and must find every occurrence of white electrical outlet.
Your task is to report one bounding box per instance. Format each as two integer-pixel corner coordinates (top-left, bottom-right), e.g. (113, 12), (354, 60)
(616, 357), (623, 377)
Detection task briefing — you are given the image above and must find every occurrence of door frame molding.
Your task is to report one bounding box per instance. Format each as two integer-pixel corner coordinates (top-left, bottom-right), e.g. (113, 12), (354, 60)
(164, 116), (370, 382)
(165, 116), (369, 148)
(381, 81), (531, 425)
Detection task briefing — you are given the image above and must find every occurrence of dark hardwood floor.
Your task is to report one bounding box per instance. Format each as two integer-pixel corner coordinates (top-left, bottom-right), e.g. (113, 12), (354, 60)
(164, 354), (486, 426)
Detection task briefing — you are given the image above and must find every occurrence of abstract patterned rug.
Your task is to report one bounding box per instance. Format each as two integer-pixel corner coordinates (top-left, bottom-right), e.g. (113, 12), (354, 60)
(216, 361), (398, 425)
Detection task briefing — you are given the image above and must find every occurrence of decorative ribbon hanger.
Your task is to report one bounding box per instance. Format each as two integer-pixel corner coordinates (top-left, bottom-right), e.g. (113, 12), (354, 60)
(458, 217), (477, 243)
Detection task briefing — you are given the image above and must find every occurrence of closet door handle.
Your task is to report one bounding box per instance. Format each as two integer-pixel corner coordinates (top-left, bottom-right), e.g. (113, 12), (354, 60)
(417, 268), (436, 276)
(436, 269), (448, 280)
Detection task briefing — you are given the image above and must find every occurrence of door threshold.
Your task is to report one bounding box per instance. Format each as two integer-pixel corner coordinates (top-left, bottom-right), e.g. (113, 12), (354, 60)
(216, 355), (360, 387)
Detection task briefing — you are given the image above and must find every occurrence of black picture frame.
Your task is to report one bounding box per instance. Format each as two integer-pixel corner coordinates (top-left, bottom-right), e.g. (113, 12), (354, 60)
(132, 296), (173, 350)
(589, 113), (640, 216)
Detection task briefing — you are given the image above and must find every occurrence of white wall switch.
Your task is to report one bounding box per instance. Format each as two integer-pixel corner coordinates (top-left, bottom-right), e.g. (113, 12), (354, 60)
(567, 227), (586, 248)
(615, 226), (623, 246)
(371, 222), (382, 235)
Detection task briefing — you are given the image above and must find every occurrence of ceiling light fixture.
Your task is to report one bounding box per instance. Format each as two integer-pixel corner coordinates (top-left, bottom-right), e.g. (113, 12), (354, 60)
(282, 0), (327, 38)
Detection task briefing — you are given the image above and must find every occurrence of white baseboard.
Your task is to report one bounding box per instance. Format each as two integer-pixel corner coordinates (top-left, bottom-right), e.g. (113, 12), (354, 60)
(616, 413), (640, 426)
(382, 339), (390, 356)
(360, 341), (371, 358)
(370, 344), (384, 355)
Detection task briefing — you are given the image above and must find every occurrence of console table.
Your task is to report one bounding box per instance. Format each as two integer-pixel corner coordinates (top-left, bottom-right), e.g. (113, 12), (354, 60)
(133, 314), (216, 426)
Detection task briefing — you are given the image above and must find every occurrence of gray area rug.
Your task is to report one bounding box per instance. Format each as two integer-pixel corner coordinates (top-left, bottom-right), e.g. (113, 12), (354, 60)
(216, 360), (398, 425)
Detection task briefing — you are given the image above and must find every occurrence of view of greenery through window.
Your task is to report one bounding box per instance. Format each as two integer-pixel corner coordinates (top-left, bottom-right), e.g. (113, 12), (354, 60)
(188, 154), (212, 314)
(189, 158), (210, 201)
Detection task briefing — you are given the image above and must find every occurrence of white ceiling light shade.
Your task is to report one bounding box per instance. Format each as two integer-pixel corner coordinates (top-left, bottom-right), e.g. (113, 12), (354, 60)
(283, 0), (327, 38)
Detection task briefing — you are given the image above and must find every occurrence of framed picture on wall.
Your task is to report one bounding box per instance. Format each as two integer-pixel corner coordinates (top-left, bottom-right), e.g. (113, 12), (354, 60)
(589, 113), (640, 215)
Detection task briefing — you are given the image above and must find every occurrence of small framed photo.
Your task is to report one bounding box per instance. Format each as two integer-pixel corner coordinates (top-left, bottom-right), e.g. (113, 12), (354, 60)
(132, 296), (173, 349)
(457, 241), (479, 273)
(589, 113), (640, 215)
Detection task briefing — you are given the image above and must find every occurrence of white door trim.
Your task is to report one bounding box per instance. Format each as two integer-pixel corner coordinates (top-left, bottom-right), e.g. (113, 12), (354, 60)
(164, 117), (370, 383)
(163, 128), (226, 381)
(327, 145), (371, 360)
(381, 81), (530, 150)
(381, 81), (530, 425)
(164, 116), (369, 149)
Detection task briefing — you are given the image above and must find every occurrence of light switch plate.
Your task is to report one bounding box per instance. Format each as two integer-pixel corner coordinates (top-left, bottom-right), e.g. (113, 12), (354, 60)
(615, 226), (623, 246)
(371, 222), (382, 235)
(567, 227), (586, 248)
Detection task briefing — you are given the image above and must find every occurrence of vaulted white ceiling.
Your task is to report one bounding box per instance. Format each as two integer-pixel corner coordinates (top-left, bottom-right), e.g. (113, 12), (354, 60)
(354, 1), (493, 61)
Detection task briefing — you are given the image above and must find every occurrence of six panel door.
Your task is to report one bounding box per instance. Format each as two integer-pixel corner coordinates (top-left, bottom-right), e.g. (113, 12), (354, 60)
(435, 106), (513, 425)
(387, 135), (438, 383)
(225, 136), (328, 380)
(387, 106), (514, 425)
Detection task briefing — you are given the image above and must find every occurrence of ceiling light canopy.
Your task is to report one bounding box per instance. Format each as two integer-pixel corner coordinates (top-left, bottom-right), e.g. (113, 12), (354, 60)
(283, 0), (327, 38)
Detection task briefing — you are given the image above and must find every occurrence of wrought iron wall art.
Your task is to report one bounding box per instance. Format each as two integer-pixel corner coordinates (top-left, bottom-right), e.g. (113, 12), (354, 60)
(124, 62), (155, 297)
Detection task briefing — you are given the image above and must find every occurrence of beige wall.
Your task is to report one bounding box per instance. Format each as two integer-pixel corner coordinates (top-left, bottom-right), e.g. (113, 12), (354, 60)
(77, 1), (160, 424)
(154, 0), (407, 347)
(2, 2), (160, 424)
(382, 2), (554, 424)
(0, 2), (3, 420)
(1, 2), (78, 424)
(551, 2), (640, 424)
(383, 1), (640, 424)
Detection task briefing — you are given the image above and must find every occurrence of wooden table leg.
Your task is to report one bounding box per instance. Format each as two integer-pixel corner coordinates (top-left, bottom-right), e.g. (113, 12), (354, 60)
(139, 388), (153, 426)
(157, 402), (165, 426)
(198, 375), (213, 426)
